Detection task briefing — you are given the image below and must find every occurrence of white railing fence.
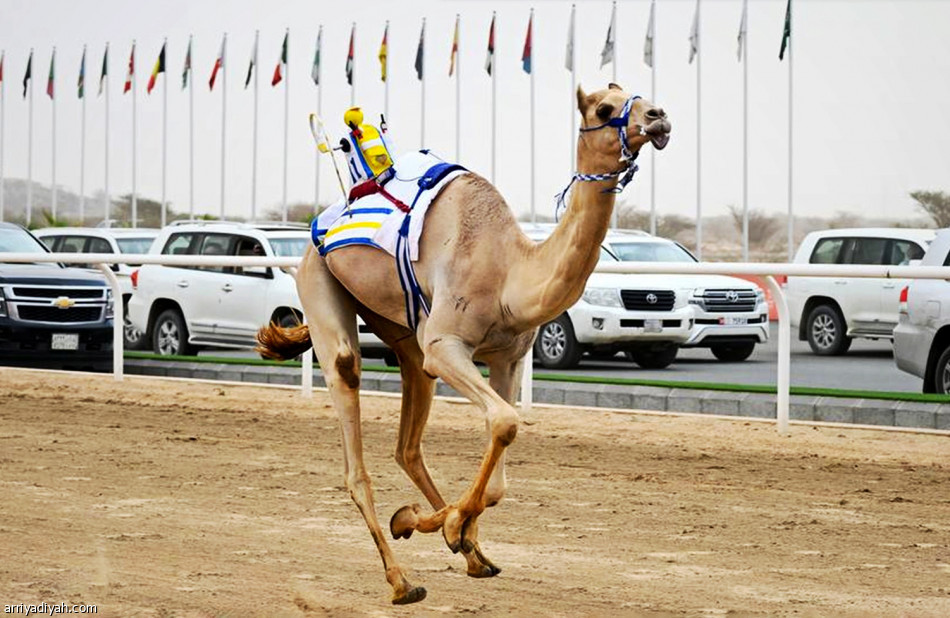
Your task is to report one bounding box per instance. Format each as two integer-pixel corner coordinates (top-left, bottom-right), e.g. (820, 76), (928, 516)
(5, 251), (949, 434)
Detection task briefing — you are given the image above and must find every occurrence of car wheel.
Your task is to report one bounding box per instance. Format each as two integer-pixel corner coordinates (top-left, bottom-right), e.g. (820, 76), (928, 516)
(278, 311), (302, 329)
(153, 308), (196, 356)
(931, 346), (950, 395)
(123, 309), (149, 350)
(534, 314), (584, 369)
(626, 344), (679, 369)
(383, 351), (400, 367)
(711, 341), (756, 362)
(806, 305), (852, 356)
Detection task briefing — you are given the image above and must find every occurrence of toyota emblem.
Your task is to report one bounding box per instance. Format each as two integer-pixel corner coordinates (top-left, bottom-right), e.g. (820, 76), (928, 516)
(725, 290), (740, 303)
(646, 293), (658, 304)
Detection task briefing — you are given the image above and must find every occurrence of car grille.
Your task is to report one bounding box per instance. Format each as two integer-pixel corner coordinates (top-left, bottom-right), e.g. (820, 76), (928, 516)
(12, 287), (105, 299)
(620, 290), (675, 311)
(701, 289), (757, 313)
(16, 305), (103, 323)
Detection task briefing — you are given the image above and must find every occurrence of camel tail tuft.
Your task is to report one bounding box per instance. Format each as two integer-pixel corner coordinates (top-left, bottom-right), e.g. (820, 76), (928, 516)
(256, 322), (313, 361)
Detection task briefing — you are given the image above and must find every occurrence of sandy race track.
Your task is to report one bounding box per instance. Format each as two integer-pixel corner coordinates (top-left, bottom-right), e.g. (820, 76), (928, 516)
(0, 368), (948, 616)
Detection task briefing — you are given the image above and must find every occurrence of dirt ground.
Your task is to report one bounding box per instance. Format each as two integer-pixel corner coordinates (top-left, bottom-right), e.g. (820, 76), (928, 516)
(0, 369), (948, 617)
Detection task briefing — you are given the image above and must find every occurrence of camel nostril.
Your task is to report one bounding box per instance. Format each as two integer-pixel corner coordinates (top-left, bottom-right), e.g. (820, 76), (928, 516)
(644, 108), (660, 119)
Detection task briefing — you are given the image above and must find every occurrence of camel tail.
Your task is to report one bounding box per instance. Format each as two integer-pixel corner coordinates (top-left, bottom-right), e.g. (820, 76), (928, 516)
(256, 322), (313, 361)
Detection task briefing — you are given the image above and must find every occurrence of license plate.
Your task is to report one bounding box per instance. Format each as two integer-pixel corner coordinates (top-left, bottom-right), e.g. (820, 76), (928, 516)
(722, 316), (748, 326)
(644, 319), (663, 333)
(51, 333), (80, 351)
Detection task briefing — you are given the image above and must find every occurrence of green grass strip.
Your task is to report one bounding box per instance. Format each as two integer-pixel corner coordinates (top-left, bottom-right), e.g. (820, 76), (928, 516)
(124, 351), (949, 403)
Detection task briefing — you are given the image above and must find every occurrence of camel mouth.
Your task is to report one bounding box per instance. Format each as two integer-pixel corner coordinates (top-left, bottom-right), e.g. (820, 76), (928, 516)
(651, 133), (670, 150)
(644, 119), (671, 150)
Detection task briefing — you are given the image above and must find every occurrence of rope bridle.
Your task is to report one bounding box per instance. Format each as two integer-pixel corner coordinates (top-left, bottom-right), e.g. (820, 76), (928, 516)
(556, 95), (643, 220)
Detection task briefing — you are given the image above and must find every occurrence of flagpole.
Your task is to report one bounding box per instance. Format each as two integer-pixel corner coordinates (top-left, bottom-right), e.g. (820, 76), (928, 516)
(315, 26), (322, 211)
(161, 38), (167, 228)
(27, 50), (33, 227)
(188, 36), (194, 219)
(649, 0), (657, 236)
(251, 30), (259, 222)
(420, 19), (426, 149)
(51, 47), (57, 221)
(282, 27), (289, 223)
(104, 44), (110, 226)
(0, 51), (4, 222)
(491, 11), (496, 184)
(787, 0), (794, 261)
(695, 1), (702, 260)
(80, 46), (86, 224)
(529, 9), (535, 224)
(742, 0), (749, 262)
(221, 33), (227, 220)
(570, 5), (576, 174)
(455, 16), (461, 163)
(131, 41), (137, 228)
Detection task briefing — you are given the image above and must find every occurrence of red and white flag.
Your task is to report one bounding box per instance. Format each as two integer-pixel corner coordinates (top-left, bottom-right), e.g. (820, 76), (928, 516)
(485, 14), (495, 75)
(123, 42), (134, 93)
(209, 35), (225, 90)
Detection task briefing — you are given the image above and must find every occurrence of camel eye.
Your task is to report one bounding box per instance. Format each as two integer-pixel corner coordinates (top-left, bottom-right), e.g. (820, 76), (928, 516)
(595, 103), (614, 121)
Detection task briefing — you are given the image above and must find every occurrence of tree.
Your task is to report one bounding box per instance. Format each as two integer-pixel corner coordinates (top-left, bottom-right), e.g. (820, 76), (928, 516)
(910, 190), (950, 228)
(727, 204), (779, 247)
(111, 194), (182, 228)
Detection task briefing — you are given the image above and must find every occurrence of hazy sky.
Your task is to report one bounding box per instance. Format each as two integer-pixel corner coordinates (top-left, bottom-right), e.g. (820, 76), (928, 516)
(2, 0), (949, 222)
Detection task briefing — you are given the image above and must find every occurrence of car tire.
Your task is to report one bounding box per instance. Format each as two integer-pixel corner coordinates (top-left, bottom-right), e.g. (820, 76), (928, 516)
(123, 306), (149, 350)
(710, 341), (756, 362)
(153, 308), (196, 357)
(383, 351), (400, 367)
(806, 305), (852, 356)
(930, 346), (950, 395)
(534, 314), (584, 369)
(626, 344), (679, 369)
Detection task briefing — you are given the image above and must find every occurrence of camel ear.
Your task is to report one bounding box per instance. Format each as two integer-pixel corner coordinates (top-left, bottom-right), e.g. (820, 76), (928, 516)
(576, 85), (590, 115)
(608, 82), (623, 91)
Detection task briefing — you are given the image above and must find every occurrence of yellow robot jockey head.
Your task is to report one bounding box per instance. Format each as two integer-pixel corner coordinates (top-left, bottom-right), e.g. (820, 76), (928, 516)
(342, 107), (396, 184)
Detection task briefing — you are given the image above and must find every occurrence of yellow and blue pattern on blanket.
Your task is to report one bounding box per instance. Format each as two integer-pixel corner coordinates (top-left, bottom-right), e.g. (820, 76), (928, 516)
(312, 151), (468, 260)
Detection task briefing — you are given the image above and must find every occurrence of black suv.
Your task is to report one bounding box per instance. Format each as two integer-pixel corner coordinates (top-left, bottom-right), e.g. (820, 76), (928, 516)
(0, 223), (114, 371)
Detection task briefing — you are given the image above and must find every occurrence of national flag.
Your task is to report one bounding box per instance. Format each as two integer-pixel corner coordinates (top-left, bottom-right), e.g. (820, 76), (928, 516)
(98, 44), (108, 96)
(779, 0), (791, 61)
(147, 42), (165, 94)
(245, 34), (257, 88)
(565, 5), (575, 72)
(737, 1), (748, 61)
(123, 43), (134, 93)
(182, 37), (191, 89)
(414, 20), (425, 81)
(521, 13), (532, 74)
(378, 23), (388, 82)
(46, 49), (55, 99)
(272, 30), (287, 86)
(77, 47), (86, 98)
(209, 36), (224, 90)
(644, 0), (656, 68)
(22, 51), (31, 98)
(449, 15), (459, 77)
(485, 13), (495, 75)
(601, 3), (616, 68)
(311, 27), (321, 85)
(688, 1), (699, 64)
(346, 23), (354, 86)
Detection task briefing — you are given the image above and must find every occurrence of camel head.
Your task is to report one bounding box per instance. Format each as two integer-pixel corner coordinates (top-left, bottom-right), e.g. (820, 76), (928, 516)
(576, 83), (671, 170)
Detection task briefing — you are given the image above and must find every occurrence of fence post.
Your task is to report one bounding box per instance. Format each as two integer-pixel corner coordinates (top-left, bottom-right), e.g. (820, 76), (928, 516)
(763, 275), (790, 435)
(96, 264), (124, 382)
(521, 343), (533, 411)
(289, 267), (313, 399)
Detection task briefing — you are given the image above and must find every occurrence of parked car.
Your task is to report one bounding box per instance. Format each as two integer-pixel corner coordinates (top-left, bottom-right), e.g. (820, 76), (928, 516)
(603, 231), (769, 362)
(35, 226), (159, 349)
(523, 225), (693, 369)
(894, 229), (950, 393)
(786, 228), (934, 355)
(126, 221), (389, 360)
(0, 222), (114, 371)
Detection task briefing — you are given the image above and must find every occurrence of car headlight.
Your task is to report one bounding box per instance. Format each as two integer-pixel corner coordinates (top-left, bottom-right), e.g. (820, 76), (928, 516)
(755, 288), (766, 304)
(582, 287), (622, 308)
(0, 288), (6, 318)
(688, 288), (705, 307)
(105, 289), (115, 320)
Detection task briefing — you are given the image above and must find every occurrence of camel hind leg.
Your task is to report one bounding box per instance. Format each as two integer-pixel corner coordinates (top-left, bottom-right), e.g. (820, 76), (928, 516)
(295, 247), (425, 605)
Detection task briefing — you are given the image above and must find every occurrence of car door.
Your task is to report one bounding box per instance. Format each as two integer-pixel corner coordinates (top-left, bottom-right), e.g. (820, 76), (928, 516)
(182, 232), (242, 343)
(880, 239), (927, 331)
(208, 234), (271, 346)
(844, 236), (889, 333)
(156, 232), (208, 339)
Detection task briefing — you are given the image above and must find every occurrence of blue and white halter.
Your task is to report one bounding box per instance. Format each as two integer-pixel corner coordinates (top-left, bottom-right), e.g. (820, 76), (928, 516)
(556, 95), (642, 219)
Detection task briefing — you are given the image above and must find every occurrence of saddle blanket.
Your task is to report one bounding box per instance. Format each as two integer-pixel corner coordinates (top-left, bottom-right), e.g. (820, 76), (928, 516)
(313, 151), (468, 261)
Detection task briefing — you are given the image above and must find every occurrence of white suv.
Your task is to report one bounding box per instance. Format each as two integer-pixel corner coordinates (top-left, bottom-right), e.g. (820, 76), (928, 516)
(524, 226), (693, 369)
(35, 226), (160, 349)
(603, 231), (769, 362)
(786, 228), (934, 355)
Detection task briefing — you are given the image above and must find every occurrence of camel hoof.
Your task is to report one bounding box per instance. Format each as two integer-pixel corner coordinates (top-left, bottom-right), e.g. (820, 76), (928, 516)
(390, 504), (420, 540)
(392, 586), (427, 605)
(467, 563), (500, 578)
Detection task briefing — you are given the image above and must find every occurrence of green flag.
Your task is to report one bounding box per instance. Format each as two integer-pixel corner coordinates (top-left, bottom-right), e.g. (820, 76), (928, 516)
(779, 0), (791, 60)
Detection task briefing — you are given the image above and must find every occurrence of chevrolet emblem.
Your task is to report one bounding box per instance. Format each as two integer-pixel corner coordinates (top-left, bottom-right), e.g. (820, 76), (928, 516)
(52, 296), (76, 309)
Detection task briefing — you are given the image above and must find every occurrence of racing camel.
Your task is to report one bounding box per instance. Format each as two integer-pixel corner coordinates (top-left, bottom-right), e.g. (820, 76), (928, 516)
(257, 84), (672, 604)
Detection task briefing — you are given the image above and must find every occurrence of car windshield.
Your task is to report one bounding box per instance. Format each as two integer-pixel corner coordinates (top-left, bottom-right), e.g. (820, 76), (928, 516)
(0, 227), (53, 264)
(609, 241), (697, 263)
(116, 237), (155, 254)
(599, 247), (618, 262)
(268, 237), (310, 257)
